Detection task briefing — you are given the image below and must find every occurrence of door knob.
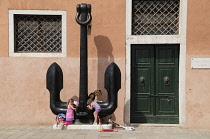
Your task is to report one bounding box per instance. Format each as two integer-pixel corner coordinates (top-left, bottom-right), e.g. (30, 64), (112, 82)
(163, 76), (170, 86)
(167, 98), (170, 102)
(140, 76), (145, 86)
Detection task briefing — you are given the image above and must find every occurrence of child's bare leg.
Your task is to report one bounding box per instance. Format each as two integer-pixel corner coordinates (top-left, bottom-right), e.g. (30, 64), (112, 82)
(94, 112), (98, 124)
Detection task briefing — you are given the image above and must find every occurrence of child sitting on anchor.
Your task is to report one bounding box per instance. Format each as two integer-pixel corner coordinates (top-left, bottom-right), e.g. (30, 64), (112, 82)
(88, 92), (95, 101)
(87, 98), (101, 125)
(65, 98), (77, 125)
(55, 113), (66, 129)
(88, 89), (102, 102)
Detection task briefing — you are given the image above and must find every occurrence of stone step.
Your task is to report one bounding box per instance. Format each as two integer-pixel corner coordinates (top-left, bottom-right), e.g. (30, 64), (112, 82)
(53, 123), (113, 130)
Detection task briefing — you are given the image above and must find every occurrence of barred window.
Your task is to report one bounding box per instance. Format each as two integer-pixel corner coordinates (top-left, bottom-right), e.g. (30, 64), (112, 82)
(9, 10), (66, 57)
(132, 0), (180, 35)
(14, 15), (62, 53)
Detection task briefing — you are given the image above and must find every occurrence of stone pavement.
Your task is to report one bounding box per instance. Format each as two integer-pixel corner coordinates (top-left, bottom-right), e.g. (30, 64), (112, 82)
(0, 125), (210, 139)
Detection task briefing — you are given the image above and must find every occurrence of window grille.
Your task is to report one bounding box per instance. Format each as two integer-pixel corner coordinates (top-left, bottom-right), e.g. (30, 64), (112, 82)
(14, 15), (62, 52)
(132, 0), (180, 35)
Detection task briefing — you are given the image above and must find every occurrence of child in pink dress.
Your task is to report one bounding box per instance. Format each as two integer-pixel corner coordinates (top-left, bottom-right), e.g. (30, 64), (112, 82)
(65, 99), (76, 125)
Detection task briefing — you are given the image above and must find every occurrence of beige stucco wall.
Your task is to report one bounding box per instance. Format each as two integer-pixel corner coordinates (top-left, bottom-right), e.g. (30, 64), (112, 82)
(0, 0), (125, 125)
(186, 0), (210, 129)
(1, 0), (210, 130)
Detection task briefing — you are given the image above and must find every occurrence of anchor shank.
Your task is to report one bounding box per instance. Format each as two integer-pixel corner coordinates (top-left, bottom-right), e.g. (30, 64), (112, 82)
(78, 4), (89, 112)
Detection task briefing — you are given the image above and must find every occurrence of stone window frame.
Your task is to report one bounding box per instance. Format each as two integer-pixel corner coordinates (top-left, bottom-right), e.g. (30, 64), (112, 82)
(9, 10), (67, 57)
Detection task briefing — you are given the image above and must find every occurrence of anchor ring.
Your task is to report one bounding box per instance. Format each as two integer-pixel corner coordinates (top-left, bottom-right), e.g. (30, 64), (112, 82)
(75, 4), (92, 26)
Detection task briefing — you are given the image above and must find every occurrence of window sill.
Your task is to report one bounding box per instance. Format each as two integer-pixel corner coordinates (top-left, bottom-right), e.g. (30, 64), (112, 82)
(9, 52), (66, 57)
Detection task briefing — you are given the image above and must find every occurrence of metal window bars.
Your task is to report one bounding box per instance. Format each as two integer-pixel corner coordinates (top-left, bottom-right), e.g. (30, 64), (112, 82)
(132, 0), (180, 35)
(14, 15), (62, 52)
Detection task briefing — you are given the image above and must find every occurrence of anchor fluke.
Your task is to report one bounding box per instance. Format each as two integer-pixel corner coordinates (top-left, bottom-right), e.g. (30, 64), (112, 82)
(98, 62), (121, 117)
(46, 62), (66, 115)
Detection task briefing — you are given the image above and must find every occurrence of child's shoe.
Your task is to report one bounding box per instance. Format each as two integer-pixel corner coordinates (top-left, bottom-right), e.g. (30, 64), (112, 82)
(93, 122), (97, 125)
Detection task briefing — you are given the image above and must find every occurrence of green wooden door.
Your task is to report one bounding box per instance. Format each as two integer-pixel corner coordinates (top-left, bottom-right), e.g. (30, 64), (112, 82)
(131, 44), (179, 124)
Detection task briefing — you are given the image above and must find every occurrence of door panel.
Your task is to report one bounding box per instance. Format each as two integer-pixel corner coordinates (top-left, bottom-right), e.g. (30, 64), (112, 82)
(158, 68), (174, 93)
(135, 48), (152, 64)
(134, 68), (152, 114)
(131, 45), (154, 122)
(155, 46), (179, 120)
(137, 68), (151, 94)
(134, 97), (151, 112)
(131, 44), (179, 124)
(156, 96), (175, 115)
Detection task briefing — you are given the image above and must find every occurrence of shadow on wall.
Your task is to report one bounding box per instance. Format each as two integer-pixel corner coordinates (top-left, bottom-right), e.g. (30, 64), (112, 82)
(94, 35), (114, 101)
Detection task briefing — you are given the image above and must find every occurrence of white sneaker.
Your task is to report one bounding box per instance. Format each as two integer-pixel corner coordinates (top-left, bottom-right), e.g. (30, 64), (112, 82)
(93, 122), (97, 125)
(60, 123), (64, 130)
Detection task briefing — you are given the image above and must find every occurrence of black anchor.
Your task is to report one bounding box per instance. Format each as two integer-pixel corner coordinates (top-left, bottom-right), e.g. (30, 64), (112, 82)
(46, 3), (121, 124)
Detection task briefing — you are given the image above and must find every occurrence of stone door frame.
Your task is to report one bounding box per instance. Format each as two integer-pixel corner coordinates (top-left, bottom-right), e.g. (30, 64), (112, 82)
(125, 0), (188, 126)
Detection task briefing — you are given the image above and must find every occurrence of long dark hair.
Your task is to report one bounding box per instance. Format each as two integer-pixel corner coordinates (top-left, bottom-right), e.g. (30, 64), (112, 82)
(66, 98), (74, 107)
(88, 92), (95, 101)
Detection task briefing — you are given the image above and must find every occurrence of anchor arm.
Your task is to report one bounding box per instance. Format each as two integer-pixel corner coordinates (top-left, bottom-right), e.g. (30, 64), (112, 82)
(98, 62), (121, 117)
(46, 62), (67, 115)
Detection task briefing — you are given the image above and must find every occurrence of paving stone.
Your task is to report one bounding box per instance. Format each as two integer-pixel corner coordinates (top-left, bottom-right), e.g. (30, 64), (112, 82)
(0, 131), (6, 135)
(0, 126), (7, 130)
(121, 132), (136, 139)
(85, 134), (99, 139)
(0, 132), (18, 139)
(63, 132), (77, 139)
(99, 136), (112, 139)
(29, 134), (47, 139)
(111, 133), (122, 139)
(74, 135), (86, 139)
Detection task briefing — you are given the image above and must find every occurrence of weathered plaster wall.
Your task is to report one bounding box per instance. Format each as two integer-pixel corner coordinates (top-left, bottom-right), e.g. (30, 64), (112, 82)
(0, 0), (125, 125)
(3, 0), (210, 129)
(186, 0), (210, 129)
